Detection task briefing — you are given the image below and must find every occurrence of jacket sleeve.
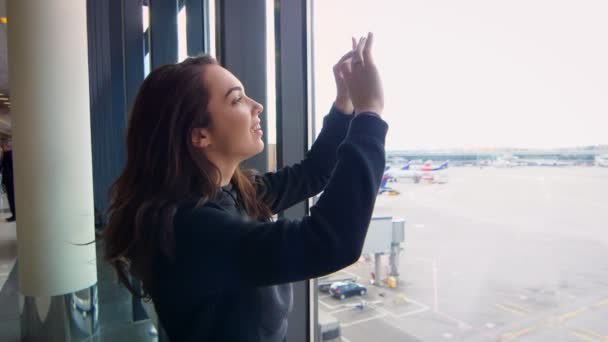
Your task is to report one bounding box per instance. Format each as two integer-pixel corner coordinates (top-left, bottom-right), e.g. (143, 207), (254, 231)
(173, 113), (388, 293)
(254, 105), (354, 214)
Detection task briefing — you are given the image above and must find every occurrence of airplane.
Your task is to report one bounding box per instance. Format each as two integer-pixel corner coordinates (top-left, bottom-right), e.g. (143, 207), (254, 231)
(420, 160), (449, 172)
(378, 173), (399, 195)
(386, 160), (449, 184)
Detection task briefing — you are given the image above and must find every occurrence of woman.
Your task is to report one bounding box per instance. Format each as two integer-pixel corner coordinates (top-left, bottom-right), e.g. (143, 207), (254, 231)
(103, 33), (387, 341)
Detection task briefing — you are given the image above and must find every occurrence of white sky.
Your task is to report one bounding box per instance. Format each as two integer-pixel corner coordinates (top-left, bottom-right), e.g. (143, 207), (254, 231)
(312, 0), (608, 150)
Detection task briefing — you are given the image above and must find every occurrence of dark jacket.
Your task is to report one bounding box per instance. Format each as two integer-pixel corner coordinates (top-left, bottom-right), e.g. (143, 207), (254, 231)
(151, 107), (389, 341)
(0, 150), (13, 184)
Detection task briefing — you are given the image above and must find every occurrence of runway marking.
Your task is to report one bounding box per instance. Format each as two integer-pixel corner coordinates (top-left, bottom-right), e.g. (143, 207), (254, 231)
(570, 329), (601, 342)
(340, 310), (387, 328)
(501, 325), (538, 341)
(571, 328), (603, 340)
(329, 307), (360, 315)
(499, 304), (602, 342)
(341, 337), (353, 342)
(338, 269), (363, 280)
(557, 308), (586, 322)
(504, 302), (531, 313)
(394, 306), (429, 318)
(393, 293), (431, 311)
(319, 299), (342, 310)
(592, 298), (608, 309)
(435, 311), (475, 332)
(495, 303), (530, 317)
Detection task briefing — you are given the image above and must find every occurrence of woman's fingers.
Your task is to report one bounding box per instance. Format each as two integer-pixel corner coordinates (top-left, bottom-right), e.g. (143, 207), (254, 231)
(363, 32), (374, 64)
(343, 33), (384, 116)
(334, 50), (355, 67)
(352, 37), (357, 50)
(340, 58), (353, 81)
(353, 37), (366, 66)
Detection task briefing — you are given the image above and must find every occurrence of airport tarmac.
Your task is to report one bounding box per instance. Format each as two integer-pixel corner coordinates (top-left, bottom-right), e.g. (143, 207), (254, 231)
(319, 167), (608, 342)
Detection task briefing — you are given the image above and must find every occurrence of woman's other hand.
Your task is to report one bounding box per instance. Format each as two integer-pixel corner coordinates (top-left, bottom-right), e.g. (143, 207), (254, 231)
(332, 38), (357, 114)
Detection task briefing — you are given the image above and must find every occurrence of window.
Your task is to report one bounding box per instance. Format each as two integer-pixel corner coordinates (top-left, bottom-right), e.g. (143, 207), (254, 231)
(312, 1), (608, 341)
(266, 0), (277, 171)
(142, 5), (150, 76)
(177, 6), (188, 62)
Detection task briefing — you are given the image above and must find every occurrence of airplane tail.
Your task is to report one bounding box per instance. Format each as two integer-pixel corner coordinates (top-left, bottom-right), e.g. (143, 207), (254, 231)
(400, 162), (411, 170)
(380, 173), (390, 189)
(421, 160), (450, 172)
(379, 173), (399, 195)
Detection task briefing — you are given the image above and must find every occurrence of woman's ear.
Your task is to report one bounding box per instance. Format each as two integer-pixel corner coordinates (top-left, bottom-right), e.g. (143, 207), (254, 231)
(191, 127), (212, 148)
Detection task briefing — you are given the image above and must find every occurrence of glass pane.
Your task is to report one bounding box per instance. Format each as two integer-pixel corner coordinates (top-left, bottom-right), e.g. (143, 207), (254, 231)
(266, 0), (277, 171)
(142, 5), (151, 77)
(177, 6), (188, 61)
(208, 0), (217, 58)
(312, 1), (608, 341)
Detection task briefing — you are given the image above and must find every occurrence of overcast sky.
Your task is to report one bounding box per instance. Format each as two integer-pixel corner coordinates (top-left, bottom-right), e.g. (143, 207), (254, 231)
(312, 0), (608, 150)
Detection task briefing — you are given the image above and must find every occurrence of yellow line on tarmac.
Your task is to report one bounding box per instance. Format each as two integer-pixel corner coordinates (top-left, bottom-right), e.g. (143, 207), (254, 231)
(592, 299), (608, 309)
(570, 330), (600, 342)
(558, 308), (586, 322)
(495, 303), (528, 317)
(501, 325), (538, 340)
(503, 302), (531, 313)
(572, 328), (602, 339)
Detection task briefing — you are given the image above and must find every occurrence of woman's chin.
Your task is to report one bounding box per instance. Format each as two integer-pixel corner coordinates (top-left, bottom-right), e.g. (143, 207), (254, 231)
(246, 141), (265, 158)
(256, 140), (265, 153)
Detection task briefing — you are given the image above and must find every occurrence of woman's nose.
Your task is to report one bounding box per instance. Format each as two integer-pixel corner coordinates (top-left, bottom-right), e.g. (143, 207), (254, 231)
(253, 101), (263, 116)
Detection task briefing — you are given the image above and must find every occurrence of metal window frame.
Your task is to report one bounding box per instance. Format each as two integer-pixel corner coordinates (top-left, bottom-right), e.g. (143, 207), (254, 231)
(217, 0), (314, 339)
(185, 0), (211, 55)
(87, 0), (149, 323)
(149, 0), (178, 67)
(123, 0), (145, 114)
(217, 0), (268, 172)
(274, 0), (315, 341)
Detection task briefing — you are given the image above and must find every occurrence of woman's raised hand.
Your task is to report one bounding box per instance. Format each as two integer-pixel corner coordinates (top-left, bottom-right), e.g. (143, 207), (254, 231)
(333, 38), (358, 114)
(339, 32), (384, 117)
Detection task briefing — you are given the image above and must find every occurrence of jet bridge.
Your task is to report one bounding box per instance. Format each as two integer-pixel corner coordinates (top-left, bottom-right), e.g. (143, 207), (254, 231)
(362, 217), (406, 287)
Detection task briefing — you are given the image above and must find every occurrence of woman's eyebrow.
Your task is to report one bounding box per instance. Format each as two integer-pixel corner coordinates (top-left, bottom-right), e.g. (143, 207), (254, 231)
(224, 86), (242, 98)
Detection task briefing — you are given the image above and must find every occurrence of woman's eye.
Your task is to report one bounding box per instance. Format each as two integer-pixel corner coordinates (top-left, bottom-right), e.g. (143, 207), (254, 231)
(233, 96), (243, 105)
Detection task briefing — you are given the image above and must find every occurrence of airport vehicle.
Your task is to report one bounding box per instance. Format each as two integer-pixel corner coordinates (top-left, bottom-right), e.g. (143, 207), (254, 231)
(329, 282), (367, 300)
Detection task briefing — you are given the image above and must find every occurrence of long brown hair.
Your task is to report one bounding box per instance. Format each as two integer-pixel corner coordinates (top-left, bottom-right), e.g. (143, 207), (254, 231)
(103, 55), (274, 299)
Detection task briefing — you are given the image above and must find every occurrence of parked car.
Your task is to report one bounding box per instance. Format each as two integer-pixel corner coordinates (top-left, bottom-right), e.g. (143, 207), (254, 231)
(329, 282), (367, 300)
(318, 277), (356, 293)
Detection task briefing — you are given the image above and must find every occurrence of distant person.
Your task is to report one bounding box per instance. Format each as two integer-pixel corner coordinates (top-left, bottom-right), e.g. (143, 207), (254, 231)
(1, 140), (15, 222)
(103, 32), (387, 341)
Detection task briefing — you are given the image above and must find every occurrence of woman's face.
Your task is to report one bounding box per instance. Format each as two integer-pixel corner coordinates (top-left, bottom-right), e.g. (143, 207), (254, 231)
(196, 65), (264, 162)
